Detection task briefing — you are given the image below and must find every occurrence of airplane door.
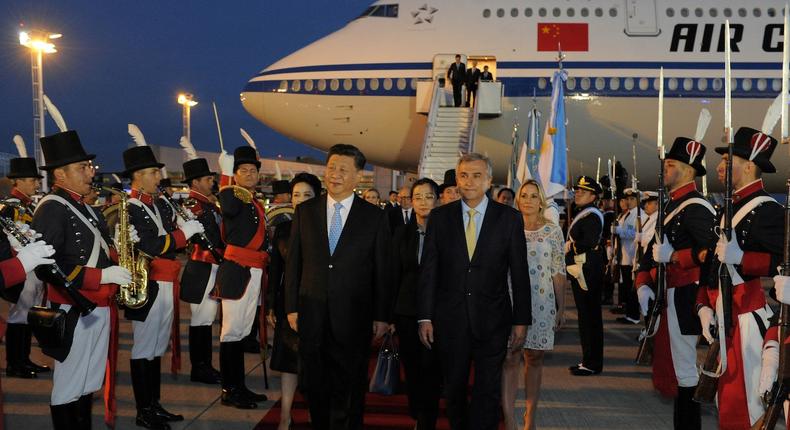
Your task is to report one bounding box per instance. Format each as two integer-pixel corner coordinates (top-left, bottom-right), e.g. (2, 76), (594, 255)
(625, 0), (659, 36)
(433, 54), (466, 82)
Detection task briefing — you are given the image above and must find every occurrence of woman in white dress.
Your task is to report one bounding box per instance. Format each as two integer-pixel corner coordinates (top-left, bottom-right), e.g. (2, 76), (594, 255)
(501, 180), (566, 430)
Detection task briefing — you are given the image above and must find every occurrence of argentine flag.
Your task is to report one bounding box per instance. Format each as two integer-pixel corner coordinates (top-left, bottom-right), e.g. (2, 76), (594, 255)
(537, 70), (568, 198)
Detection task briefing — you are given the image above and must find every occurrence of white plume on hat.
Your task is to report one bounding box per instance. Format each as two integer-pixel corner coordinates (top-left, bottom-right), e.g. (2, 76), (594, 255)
(13, 135), (28, 158)
(761, 94), (783, 135)
(128, 124), (148, 147)
(694, 108), (711, 143)
(43, 95), (68, 132)
(240, 128), (257, 152)
(274, 161), (283, 181)
(179, 136), (198, 160)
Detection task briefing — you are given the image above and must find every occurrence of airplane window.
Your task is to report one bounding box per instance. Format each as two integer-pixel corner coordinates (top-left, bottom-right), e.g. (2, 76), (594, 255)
(356, 78), (366, 91)
(397, 78), (407, 90)
(757, 78), (767, 91)
(773, 79), (781, 91)
(580, 78), (591, 90)
(712, 78), (722, 91)
(698, 78), (708, 91)
(511, 8), (518, 17)
(595, 77), (605, 90)
(383, 78), (393, 90)
(768, 8), (776, 17)
(539, 8), (547, 17)
(317, 79), (327, 91)
(291, 80), (301, 92)
(567, 8), (575, 17)
(595, 8), (603, 17)
(723, 8), (732, 17)
(666, 8), (674, 18)
(729, 78), (738, 91)
(680, 8), (689, 17)
(638, 78), (649, 91)
(738, 8), (746, 17)
(553, 8), (561, 17)
(483, 9), (491, 18)
(667, 78), (678, 91)
(581, 8), (589, 17)
(525, 8), (533, 17)
(609, 8), (617, 17)
(497, 8), (505, 18)
(709, 9), (717, 18)
(410, 78), (418, 90)
(741, 78), (752, 92)
(609, 77), (620, 90)
(369, 78), (379, 91)
(624, 78), (634, 91)
(330, 79), (340, 91)
(683, 78), (693, 91)
(652, 78), (660, 91)
(304, 80), (314, 92)
(566, 77), (576, 90)
(538, 78), (547, 89)
(753, 8), (761, 18)
(343, 79), (352, 91)
(279, 80), (288, 92)
(694, 8), (703, 18)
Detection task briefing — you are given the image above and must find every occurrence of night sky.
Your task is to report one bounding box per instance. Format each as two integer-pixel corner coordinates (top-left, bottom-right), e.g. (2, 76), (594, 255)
(0, 0), (372, 172)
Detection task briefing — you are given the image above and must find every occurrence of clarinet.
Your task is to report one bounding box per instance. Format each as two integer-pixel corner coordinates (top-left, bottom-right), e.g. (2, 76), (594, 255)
(158, 187), (224, 263)
(0, 216), (96, 316)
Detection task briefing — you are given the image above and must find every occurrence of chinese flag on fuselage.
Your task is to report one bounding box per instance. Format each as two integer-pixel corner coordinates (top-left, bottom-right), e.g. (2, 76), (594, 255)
(537, 23), (588, 51)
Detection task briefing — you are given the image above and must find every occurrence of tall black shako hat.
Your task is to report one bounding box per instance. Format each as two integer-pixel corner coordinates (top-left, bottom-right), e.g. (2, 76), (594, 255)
(233, 146), (260, 171)
(715, 126), (777, 173)
(666, 137), (707, 176)
(39, 130), (96, 171)
(572, 175), (602, 195)
(7, 158), (43, 179)
(272, 180), (290, 195)
(182, 158), (216, 183)
(122, 146), (164, 177)
(438, 169), (457, 194)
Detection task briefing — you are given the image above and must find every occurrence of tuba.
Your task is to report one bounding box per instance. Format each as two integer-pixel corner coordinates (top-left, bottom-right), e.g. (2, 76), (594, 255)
(104, 187), (150, 308)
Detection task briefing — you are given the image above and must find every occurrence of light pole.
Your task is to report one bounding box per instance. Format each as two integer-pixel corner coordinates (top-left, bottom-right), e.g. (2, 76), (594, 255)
(177, 93), (198, 145)
(19, 29), (60, 190)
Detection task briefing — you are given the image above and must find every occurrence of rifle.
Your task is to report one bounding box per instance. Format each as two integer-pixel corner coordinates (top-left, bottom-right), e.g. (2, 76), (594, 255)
(158, 187), (224, 264)
(632, 142), (643, 282)
(607, 158), (621, 286)
(636, 68), (666, 366)
(0, 216), (96, 316)
(693, 327), (720, 403)
(721, 19), (735, 338)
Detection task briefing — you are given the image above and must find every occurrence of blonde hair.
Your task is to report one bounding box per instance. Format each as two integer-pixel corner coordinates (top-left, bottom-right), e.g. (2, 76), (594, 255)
(516, 180), (552, 225)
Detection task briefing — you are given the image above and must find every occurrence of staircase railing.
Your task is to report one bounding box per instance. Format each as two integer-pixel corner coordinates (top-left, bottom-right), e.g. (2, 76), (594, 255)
(418, 79), (444, 178)
(465, 92), (481, 153)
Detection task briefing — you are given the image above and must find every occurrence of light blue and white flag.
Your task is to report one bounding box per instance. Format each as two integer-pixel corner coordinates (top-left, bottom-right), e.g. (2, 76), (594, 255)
(537, 70), (568, 198)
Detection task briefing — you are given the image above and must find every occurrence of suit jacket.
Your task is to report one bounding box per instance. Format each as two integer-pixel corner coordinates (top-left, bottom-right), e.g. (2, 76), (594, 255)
(285, 194), (393, 346)
(388, 206), (414, 233)
(480, 71), (494, 81)
(417, 199), (531, 340)
(446, 62), (466, 84)
(466, 68), (481, 87)
(392, 219), (422, 317)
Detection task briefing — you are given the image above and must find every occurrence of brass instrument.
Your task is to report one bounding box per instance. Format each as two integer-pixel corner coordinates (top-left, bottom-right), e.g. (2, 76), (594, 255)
(103, 187), (149, 309)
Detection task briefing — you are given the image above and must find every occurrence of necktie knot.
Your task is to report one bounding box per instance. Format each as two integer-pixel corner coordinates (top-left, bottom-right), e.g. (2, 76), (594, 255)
(334, 202), (344, 211)
(467, 208), (477, 218)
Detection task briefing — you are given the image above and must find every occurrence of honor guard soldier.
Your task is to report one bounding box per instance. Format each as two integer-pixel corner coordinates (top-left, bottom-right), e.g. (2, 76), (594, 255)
(566, 176), (605, 376)
(31, 130), (132, 429)
(599, 176), (617, 306)
(214, 146), (269, 409)
(614, 188), (644, 325)
(696, 127), (783, 429)
(635, 137), (716, 430)
(636, 192), (660, 260)
(1, 157), (50, 378)
(122, 145), (205, 429)
(178, 158), (223, 384)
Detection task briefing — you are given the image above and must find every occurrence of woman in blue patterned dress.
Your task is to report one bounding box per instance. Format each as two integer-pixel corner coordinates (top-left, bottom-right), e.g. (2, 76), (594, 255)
(502, 179), (566, 430)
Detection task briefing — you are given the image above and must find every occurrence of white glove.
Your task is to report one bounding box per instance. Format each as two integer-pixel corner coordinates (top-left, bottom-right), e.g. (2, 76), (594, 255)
(697, 306), (716, 344)
(15, 240), (55, 274)
(774, 275), (790, 305)
(179, 219), (205, 240)
(758, 340), (779, 397)
(637, 285), (655, 316)
(716, 235), (744, 265)
(100, 266), (132, 285)
(113, 224), (140, 247)
(6, 233), (23, 252)
(652, 235), (674, 263)
(218, 150), (235, 176)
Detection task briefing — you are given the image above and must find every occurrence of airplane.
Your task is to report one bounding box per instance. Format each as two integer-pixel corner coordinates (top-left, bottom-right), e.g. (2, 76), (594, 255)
(241, 0), (790, 192)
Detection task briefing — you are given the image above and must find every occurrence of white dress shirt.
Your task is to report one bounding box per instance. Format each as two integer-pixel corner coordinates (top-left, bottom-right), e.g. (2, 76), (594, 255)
(326, 193), (355, 237)
(402, 208), (413, 224)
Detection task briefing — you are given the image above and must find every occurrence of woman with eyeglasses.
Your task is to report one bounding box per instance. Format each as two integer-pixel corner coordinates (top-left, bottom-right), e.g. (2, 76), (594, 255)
(392, 178), (443, 430)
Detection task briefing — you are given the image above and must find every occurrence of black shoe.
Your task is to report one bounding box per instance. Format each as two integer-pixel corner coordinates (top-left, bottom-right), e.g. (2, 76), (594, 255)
(150, 401), (183, 422)
(568, 363), (583, 371)
(610, 305), (626, 315)
(135, 407), (170, 429)
(616, 316), (640, 325)
(26, 359), (51, 373)
(221, 388), (258, 409)
(190, 362), (221, 385)
(570, 365), (601, 376)
(241, 338), (260, 354)
(6, 365), (37, 378)
(240, 386), (268, 402)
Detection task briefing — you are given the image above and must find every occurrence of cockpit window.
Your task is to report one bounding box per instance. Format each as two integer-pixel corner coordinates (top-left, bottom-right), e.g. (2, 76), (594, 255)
(357, 4), (399, 19)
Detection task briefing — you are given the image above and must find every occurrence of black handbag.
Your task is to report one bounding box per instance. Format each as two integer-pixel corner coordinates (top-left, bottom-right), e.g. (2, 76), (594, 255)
(27, 305), (80, 362)
(369, 333), (400, 395)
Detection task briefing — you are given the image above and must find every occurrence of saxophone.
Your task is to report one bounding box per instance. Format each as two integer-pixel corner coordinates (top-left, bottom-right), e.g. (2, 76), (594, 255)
(104, 187), (150, 308)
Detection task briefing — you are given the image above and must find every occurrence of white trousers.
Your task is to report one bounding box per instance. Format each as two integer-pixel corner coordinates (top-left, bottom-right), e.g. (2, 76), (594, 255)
(7, 274), (45, 324)
(51, 305), (110, 405)
(190, 264), (219, 327)
(666, 288), (699, 388)
(739, 305), (773, 424)
(220, 267), (262, 342)
(132, 281), (173, 360)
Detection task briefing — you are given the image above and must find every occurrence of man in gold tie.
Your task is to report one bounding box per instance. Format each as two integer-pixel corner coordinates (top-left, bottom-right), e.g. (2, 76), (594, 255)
(418, 153), (531, 430)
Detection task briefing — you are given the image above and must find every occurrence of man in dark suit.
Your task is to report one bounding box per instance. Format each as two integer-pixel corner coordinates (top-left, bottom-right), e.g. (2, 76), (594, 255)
(418, 153), (531, 430)
(388, 185), (414, 232)
(480, 65), (494, 82)
(446, 54), (466, 107)
(286, 144), (392, 430)
(465, 61), (481, 107)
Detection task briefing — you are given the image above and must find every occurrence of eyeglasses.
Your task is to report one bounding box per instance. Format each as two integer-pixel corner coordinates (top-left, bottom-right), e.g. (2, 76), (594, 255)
(413, 194), (435, 202)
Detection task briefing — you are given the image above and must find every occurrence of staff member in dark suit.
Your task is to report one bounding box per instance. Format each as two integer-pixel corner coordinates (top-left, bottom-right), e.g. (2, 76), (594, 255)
(446, 54), (466, 107)
(392, 178), (442, 430)
(286, 144), (392, 430)
(480, 65), (494, 82)
(418, 153), (530, 430)
(266, 172), (322, 430)
(465, 61), (481, 108)
(388, 185), (414, 232)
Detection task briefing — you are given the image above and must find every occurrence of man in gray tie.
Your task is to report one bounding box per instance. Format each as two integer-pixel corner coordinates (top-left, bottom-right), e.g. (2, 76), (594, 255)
(286, 144), (393, 430)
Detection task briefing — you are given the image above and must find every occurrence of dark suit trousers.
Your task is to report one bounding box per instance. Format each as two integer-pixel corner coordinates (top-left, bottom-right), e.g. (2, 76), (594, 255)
(299, 322), (370, 430)
(570, 262), (604, 372)
(436, 322), (507, 430)
(465, 85), (477, 107)
(396, 315), (441, 430)
(619, 265), (640, 321)
(452, 82), (463, 107)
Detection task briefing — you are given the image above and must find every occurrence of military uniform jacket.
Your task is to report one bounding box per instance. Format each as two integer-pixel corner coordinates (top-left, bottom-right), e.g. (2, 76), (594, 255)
(214, 185), (269, 300)
(698, 179), (783, 316)
(0, 189), (36, 302)
(31, 187), (118, 307)
(636, 182), (716, 335)
(180, 190), (224, 303)
(566, 203), (605, 279)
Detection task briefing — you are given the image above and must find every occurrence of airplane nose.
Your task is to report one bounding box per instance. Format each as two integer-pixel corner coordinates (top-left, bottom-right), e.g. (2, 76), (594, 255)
(240, 87), (266, 123)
